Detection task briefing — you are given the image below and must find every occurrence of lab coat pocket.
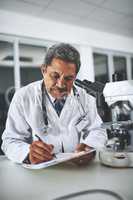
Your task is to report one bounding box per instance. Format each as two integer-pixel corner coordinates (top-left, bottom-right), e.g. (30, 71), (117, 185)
(75, 119), (90, 133)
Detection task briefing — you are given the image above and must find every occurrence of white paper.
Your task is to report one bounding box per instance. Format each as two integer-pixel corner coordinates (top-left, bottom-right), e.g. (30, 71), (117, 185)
(22, 149), (95, 170)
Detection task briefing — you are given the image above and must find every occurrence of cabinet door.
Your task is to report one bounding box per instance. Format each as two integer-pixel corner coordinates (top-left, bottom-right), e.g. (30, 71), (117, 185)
(0, 41), (14, 154)
(19, 43), (46, 86)
(131, 57), (133, 79)
(113, 56), (127, 81)
(93, 53), (109, 83)
(93, 53), (111, 122)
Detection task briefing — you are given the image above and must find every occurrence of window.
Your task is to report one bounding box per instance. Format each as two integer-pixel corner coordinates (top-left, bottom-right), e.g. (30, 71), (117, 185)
(113, 56), (127, 81)
(93, 53), (110, 122)
(93, 53), (109, 83)
(131, 57), (133, 79)
(0, 41), (14, 154)
(19, 43), (46, 86)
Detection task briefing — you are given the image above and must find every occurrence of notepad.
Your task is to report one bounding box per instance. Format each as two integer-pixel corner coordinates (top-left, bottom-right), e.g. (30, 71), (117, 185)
(22, 149), (95, 170)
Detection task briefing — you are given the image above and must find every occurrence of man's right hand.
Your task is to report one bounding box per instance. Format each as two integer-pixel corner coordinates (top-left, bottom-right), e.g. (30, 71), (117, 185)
(29, 141), (54, 164)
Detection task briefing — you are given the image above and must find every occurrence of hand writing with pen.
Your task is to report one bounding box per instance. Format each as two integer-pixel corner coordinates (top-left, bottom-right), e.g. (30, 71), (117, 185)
(29, 135), (54, 164)
(29, 135), (95, 165)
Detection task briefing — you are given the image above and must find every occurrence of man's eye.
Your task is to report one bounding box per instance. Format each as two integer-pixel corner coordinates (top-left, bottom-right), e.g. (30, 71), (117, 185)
(50, 73), (60, 80)
(64, 76), (74, 81)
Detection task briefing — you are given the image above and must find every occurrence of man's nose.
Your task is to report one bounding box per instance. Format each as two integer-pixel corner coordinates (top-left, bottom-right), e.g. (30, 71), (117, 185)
(56, 77), (66, 88)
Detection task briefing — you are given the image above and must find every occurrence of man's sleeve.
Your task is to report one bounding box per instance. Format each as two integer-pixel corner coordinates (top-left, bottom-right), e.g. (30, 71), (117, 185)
(2, 92), (31, 163)
(80, 96), (107, 149)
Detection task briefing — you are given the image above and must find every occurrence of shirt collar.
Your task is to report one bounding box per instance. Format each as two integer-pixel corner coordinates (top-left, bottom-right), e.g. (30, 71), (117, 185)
(47, 92), (68, 103)
(47, 92), (56, 103)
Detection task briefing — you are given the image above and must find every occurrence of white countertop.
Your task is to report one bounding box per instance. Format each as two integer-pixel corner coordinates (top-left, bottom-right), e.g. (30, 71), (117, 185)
(0, 155), (133, 200)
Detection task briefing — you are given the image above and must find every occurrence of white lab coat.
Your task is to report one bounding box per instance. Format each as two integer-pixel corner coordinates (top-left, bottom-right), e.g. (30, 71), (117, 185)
(2, 80), (107, 163)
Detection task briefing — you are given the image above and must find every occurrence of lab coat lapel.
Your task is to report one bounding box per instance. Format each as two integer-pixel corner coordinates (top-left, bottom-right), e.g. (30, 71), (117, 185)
(46, 91), (76, 126)
(46, 95), (61, 123)
(60, 92), (76, 123)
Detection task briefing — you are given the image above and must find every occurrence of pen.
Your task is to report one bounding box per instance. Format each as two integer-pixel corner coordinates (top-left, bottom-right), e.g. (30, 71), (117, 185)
(34, 134), (56, 158)
(35, 134), (42, 141)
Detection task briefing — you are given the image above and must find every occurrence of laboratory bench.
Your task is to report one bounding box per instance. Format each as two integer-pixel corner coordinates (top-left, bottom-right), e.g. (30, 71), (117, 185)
(0, 155), (133, 200)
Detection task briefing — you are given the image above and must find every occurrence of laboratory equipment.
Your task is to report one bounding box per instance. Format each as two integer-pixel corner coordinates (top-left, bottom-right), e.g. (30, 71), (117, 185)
(75, 79), (133, 167)
(100, 80), (133, 167)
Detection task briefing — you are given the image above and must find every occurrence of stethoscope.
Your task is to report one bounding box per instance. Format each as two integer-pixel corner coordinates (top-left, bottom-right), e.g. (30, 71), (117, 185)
(41, 81), (87, 128)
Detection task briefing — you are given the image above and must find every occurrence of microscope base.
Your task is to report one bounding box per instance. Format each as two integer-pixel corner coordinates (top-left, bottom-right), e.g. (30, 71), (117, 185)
(99, 150), (133, 167)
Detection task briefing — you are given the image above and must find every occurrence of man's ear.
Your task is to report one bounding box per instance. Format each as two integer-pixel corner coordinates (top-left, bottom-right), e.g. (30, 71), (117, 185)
(41, 64), (47, 75)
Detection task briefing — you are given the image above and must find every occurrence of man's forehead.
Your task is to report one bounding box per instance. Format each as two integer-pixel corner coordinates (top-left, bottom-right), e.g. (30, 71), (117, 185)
(50, 58), (76, 70)
(47, 67), (76, 76)
(47, 63), (76, 75)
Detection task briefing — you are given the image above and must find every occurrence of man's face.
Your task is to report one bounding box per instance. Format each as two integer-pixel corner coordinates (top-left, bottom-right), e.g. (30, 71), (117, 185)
(42, 58), (77, 99)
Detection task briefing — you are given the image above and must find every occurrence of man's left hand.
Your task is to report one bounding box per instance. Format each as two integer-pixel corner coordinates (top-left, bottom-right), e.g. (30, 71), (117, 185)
(72, 143), (96, 166)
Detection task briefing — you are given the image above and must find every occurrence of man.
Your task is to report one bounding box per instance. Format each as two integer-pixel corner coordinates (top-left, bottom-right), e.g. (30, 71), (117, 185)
(2, 43), (107, 165)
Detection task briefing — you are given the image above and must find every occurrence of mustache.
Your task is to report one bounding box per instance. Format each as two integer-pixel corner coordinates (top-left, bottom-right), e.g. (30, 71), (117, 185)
(51, 86), (67, 93)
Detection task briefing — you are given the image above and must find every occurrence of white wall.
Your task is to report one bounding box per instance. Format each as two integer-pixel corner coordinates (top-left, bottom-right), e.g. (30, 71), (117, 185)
(0, 9), (133, 53)
(0, 9), (133, 81)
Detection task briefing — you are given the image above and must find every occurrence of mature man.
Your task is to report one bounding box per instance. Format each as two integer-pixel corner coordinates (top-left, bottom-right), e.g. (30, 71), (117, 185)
(2, 43), (107, 165)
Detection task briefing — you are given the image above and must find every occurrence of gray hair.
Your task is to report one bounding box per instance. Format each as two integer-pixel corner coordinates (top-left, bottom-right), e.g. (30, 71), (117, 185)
(44, 43), (81, 74)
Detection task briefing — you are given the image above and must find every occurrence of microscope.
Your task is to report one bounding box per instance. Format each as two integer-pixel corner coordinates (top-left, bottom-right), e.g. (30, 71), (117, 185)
(75, 79), (133, 167)
(99, 80), (133, 167)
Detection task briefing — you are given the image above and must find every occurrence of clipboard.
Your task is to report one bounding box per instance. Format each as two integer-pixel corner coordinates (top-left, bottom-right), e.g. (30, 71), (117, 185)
(22, 149), (96, 170)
